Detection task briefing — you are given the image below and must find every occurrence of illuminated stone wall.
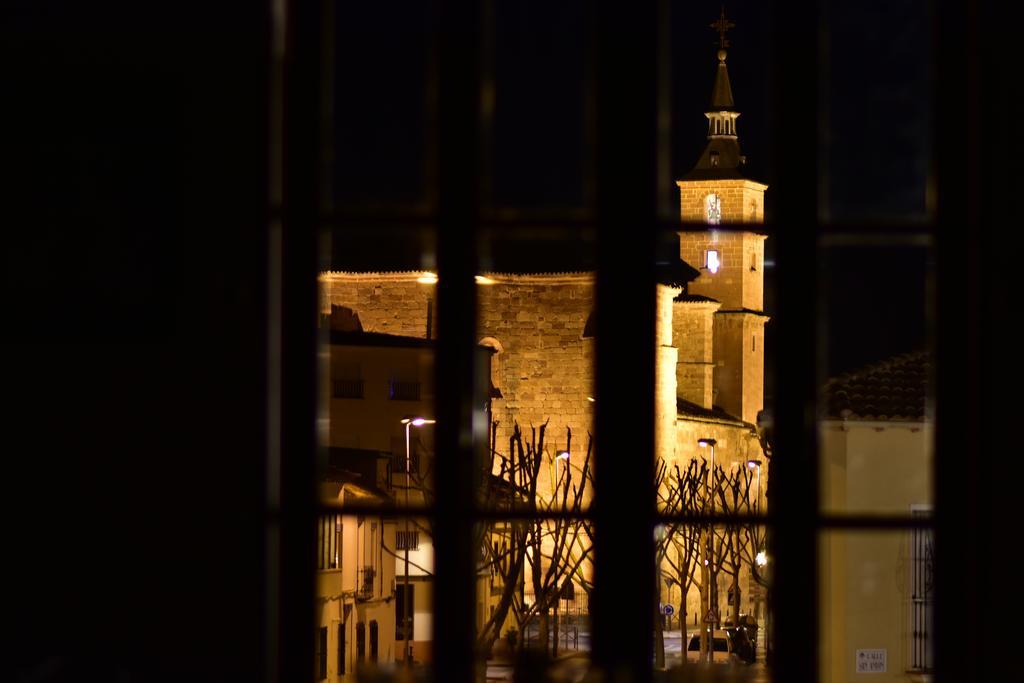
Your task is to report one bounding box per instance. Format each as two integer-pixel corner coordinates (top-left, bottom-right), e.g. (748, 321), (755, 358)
(320, 273), (692, 474)
(673, 300), (719, 409)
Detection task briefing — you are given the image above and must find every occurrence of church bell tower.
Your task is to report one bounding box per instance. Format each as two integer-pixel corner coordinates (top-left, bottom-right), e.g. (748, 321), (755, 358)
(676, 8), (768, 425)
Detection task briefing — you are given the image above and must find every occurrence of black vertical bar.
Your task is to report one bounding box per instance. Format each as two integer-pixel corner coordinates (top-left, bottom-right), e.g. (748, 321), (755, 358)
(933, 1), (976, 682)
(591, 1), (659, 680)
(281, 0), (321, 681)
(433, 0), (480, 682)
(769, 1), (819, 682)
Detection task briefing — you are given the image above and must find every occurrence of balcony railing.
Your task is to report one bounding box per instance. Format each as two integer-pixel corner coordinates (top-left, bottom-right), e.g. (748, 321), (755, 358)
(332, 378), (364, 399)
(388, 380), (421, 401)
(357, 567), (376, 600)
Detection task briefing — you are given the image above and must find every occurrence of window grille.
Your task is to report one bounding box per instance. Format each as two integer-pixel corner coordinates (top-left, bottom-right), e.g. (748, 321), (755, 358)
(396, 530), (419, 551)
(911, 508), (934, 671)
(388, 380), (421, 401)
(315, 627), (327, 680)
(271, 1), (977, 681)
(332, 378), (363, 399)
(316, 515), (339, 570)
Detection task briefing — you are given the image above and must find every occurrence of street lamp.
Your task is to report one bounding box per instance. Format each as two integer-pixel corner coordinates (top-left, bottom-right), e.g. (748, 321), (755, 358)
(698, 438), (717, 662)
(698, 438), (717, 509)
(746, 459), (762, 514)
(555, 450), (570, 493)
(399, 416), (435, 665)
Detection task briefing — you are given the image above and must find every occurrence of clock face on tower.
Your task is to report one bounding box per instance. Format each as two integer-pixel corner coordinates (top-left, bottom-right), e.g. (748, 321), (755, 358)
(704, 193), (722, 224)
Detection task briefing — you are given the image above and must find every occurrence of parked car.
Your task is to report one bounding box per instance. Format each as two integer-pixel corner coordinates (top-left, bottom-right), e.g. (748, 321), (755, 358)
(685, 629), (739, 664)
(723, 625), (755, 663)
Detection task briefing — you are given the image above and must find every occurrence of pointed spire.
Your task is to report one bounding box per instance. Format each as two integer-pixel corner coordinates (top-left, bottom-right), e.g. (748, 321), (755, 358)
(682, 7), (749, 180)
(708, 7), (736, 111)
(710, 49), (735, 110)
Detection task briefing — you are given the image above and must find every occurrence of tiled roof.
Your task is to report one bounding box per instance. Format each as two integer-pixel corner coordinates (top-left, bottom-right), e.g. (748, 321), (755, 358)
(822, 351), (929, 422)
(674, 293), (719, 304)
(676, 398), (752, 428)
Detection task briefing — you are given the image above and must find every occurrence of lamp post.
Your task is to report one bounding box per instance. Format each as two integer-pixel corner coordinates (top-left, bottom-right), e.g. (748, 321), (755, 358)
(555, 450), (569, 495)
(400, 416), (435, 665)
(698, 438), (717, 663)
(746, 459), (762, 514)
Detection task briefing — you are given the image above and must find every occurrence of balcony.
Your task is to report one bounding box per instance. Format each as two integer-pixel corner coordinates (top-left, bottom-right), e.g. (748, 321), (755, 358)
(357, 567), (376, 601)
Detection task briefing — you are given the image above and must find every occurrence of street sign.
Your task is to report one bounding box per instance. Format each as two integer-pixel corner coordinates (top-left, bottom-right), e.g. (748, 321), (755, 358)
(662, 604), (674, 616)
(855, 649), (887, 673)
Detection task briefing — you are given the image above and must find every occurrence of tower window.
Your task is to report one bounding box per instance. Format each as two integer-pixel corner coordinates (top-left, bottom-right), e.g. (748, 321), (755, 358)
(704, 193), (722, 224)
(710, 151), (720, 167)
(706, 249), (721, 274)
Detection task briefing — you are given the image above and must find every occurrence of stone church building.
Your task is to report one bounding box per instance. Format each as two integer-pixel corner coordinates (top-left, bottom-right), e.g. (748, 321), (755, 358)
(320, 41), (769, 627)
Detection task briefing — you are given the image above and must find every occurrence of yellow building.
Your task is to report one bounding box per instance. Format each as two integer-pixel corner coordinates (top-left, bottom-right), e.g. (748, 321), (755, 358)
(319, 34), (771, 658)
(322, 327), (516, 668)
(820, 352), (933, 683)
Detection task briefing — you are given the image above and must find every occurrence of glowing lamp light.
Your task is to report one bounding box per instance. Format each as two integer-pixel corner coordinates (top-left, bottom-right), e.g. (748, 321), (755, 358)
(706, 250), (721, 274)
(586, 396), (595, 402)
(747, 460), (761, 470)
(401, 417), (436, 427)
(556, 451), (570, 461)
(756, 551), (768, 567)
(475, 275), (496, 285)
(416, 272), (438, 284)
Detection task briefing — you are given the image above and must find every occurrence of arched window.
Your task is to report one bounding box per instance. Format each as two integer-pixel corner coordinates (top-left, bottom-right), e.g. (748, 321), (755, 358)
(704, 193), (722, 224)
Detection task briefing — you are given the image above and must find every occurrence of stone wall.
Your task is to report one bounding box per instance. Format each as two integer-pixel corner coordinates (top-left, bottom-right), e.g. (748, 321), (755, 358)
(320, 272), (435, 339)
(678, 231), (766, 312)
(676, 178), (767, 226)
(656, 285), (682, 463)
(476, 275), (595, 462)
(673, 301), (719, 408)
(321, 272), (596, 495)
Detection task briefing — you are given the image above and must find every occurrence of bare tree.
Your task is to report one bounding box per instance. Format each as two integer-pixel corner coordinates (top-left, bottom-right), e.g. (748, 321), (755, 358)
(472, 421), (594, 659)
(654, 452), (769, 665)
(654, 457), (708, 666)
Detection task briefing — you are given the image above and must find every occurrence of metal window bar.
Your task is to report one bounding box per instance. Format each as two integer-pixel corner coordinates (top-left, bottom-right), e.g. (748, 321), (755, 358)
(387, 380), (421, 401)
(272, 2), (980, 683)
(331, 378), (363, 399)
(911, 510), (934, 671)
(396, 530), (419, 551)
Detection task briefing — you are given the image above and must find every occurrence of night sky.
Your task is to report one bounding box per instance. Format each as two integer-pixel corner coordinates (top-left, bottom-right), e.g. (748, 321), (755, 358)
(333, 0), (931, 381)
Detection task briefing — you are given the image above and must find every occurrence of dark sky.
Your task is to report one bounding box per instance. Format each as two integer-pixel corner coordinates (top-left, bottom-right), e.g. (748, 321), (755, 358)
(332, 0), (931, 380)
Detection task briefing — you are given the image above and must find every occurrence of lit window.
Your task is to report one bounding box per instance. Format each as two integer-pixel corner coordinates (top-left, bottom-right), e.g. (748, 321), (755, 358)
(706, 249), (721, 274)
(704, 193), (722, 224)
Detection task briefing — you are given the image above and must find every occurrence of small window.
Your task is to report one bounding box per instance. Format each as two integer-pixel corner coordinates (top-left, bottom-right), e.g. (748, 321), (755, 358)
(396, 584), (415, 642)
(333, 361), (363, 399)
(396, 530), (420, 550)
(369, 620), (379, 662)
(389, 379), (421, 401)
(911, 506), (934, 671)
(706, 249), (721, 274)
(750, 251), (758, 271)
(316, 626), (327, 680)
(710, 151), (720, 167)
(752, 335), (756, 352)
(338, 621), (346, 675)
(317, 515), (340, 570)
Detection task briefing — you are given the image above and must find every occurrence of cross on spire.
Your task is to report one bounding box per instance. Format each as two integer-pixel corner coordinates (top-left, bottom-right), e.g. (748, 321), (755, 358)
(711, 6), (735, 50)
